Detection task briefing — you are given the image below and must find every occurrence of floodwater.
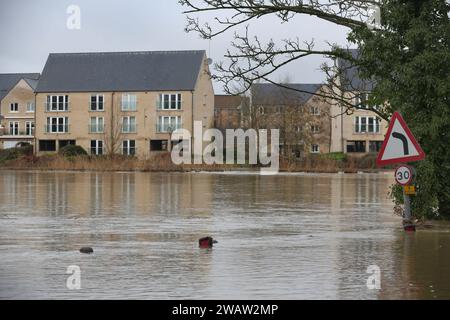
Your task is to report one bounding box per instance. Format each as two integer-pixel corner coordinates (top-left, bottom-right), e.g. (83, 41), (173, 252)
(0, 170), (449, 300)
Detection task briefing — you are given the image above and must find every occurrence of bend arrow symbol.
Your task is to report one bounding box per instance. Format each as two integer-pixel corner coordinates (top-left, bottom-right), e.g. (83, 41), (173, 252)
(392, 132), (409, 155)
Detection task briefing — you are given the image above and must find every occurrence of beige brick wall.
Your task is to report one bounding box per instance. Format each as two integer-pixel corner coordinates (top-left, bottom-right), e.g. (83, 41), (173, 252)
(35, 56), (215, 158)
(0, 79), (35, 148)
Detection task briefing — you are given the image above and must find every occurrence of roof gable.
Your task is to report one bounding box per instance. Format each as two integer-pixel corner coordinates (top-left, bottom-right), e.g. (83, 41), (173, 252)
(0, 73), (40, 101)
(36, 51), (206, 93)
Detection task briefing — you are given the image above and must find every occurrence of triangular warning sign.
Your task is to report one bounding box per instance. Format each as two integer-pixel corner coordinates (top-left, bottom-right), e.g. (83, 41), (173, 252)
(376, 112), (425, 166)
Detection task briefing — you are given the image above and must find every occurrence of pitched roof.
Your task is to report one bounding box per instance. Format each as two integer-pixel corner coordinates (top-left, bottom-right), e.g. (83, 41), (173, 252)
(251, 83), (322, 106)
(0, 73), (40, 101)
(35, 51), (206, 93)
(336, 49), (375, 92)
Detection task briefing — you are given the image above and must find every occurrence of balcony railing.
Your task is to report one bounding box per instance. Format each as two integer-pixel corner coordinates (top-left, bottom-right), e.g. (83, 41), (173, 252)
(45, 125), (70, 133)
(45, 102), (70, 112)
(121, 103), (137, 112)
(1, 130), (33, 136)
(88, 124), (105, 133)
(156, 123), (182, 133)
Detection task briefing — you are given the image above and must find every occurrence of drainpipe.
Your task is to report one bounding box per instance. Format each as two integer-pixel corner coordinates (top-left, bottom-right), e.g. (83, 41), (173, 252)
(34, 92), (37, 155)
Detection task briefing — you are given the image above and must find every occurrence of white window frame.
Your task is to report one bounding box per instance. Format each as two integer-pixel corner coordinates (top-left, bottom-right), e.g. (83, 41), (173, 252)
(122, 116), (136, 133)
(122, 140), (136, 156)
(9, 121), (19, 135)
(46, 95), (69, 112)
(25, 121), (35, 136)
(355, 116), (381, 133)
(158, 93), (182, 110)
(90, 116), (104, 133)
(10, 103), (18, 113)
(46, 117), (69, 133)
(90, 94), (104, 111)
(90, 140), (103, 155)
(157, 116), (182, 133)
(311, 125), (320, 134)
(310, 106), (320, 116)
(121, 94), (137, 111)
(26, 102), (35, 113)
(311, 144), (320, 154)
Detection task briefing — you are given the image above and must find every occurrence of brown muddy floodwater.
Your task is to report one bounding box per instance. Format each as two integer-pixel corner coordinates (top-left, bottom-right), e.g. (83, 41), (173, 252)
(0, 170), (449, 299)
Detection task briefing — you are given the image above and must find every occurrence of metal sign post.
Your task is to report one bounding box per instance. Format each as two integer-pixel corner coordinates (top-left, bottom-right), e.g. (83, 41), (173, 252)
(377, 112), (425, 232)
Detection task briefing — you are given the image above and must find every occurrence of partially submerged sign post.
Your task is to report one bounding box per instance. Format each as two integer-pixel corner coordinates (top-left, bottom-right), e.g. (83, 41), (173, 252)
(377, 112), (425, 232)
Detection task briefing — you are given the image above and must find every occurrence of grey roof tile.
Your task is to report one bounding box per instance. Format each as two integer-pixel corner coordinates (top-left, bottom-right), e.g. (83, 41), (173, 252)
(251, 83), (323, 106)
(35, 51), (206, 93)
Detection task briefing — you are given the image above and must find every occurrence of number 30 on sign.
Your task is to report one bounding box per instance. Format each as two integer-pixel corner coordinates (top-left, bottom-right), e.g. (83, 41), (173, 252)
(395, 165), (413, 186)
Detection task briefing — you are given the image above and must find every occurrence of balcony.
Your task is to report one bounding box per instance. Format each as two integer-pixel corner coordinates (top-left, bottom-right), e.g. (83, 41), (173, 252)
(45, 102), (70, 112)
(0, 130), (34, 137)
(121, 103), (137, 112)
(45, 125), (70, 134)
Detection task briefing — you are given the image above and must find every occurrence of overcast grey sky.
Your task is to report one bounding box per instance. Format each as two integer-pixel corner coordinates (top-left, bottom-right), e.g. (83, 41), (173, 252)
(0, 0), (352, 93)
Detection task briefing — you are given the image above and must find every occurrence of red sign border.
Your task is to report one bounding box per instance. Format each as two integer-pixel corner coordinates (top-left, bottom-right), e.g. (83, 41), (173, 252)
(376, 112), (426, 166)
(395, 165), (413, 186)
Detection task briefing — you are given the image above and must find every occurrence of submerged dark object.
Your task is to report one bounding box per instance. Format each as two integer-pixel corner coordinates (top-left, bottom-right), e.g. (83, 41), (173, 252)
(199, 237), (218, 248)
(80, 247), (94, 254)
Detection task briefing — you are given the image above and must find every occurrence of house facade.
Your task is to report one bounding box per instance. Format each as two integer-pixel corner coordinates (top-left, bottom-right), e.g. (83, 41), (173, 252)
(330, 49), (388, 154)
(250, 83), (332, 157)
(34, 51), (214, 158)
(0, 73), (40, 149)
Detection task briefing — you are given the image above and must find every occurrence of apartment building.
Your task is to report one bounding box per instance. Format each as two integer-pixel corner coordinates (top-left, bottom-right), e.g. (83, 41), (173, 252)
(330, 49), (388, 154)
(34, 51), (214, 158)
(0, 73), (40, 149)
(250, 83), (331, 157)
(214, 95), (248, 131)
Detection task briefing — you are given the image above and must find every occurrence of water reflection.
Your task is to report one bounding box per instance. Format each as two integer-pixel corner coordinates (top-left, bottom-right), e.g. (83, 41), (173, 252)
(0, 171), (449, 299)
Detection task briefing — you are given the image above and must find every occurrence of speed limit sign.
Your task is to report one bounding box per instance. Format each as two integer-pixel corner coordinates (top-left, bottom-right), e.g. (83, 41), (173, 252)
(395, 165), (413, 185)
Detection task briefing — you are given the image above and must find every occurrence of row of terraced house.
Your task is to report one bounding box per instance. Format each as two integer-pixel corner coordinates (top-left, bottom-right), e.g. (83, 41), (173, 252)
(0, 49), (387, 159)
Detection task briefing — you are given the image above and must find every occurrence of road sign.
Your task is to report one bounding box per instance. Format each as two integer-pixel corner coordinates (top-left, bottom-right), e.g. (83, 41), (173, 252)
(404, 185), (416, 196)
(395, 165), (413, 185)
(376, 112), (425, 166)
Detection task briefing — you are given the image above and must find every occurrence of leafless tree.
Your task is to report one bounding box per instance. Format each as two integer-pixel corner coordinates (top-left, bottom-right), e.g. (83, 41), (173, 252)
(179, 0), (388, 120)
(103, 103), (123, 157)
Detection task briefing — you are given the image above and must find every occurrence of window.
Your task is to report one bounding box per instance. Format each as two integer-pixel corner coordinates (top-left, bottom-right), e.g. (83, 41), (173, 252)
(46, 95), (69, 111)
(310, 106), (320, 116)
(10, 103), (18, 112)
(311, 144), (320, 154)
(39, 140), (56, 152)
(347, 141), (366, 153)
(150, 140), (169, 151)
(355, 116), (381, 133)
(311, 125), (320, 134)
(26, 102), (35, 112)
(9, 122), (19, 135)
(122, 140), (136, 156)
(90, 140), (103, 155)
(157, 116), (182, 133)
(121, 94), (137, 111)
(89, 117), (104, 133)
(369, 141), (383, 153)
(158, 94), (182, 110)
(90, 95), (104, 111)
(122, 116), (136, 133)
(46, 117), (69, 133)
(26, 121), (34, 136)
(259, 106), (265, 115)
